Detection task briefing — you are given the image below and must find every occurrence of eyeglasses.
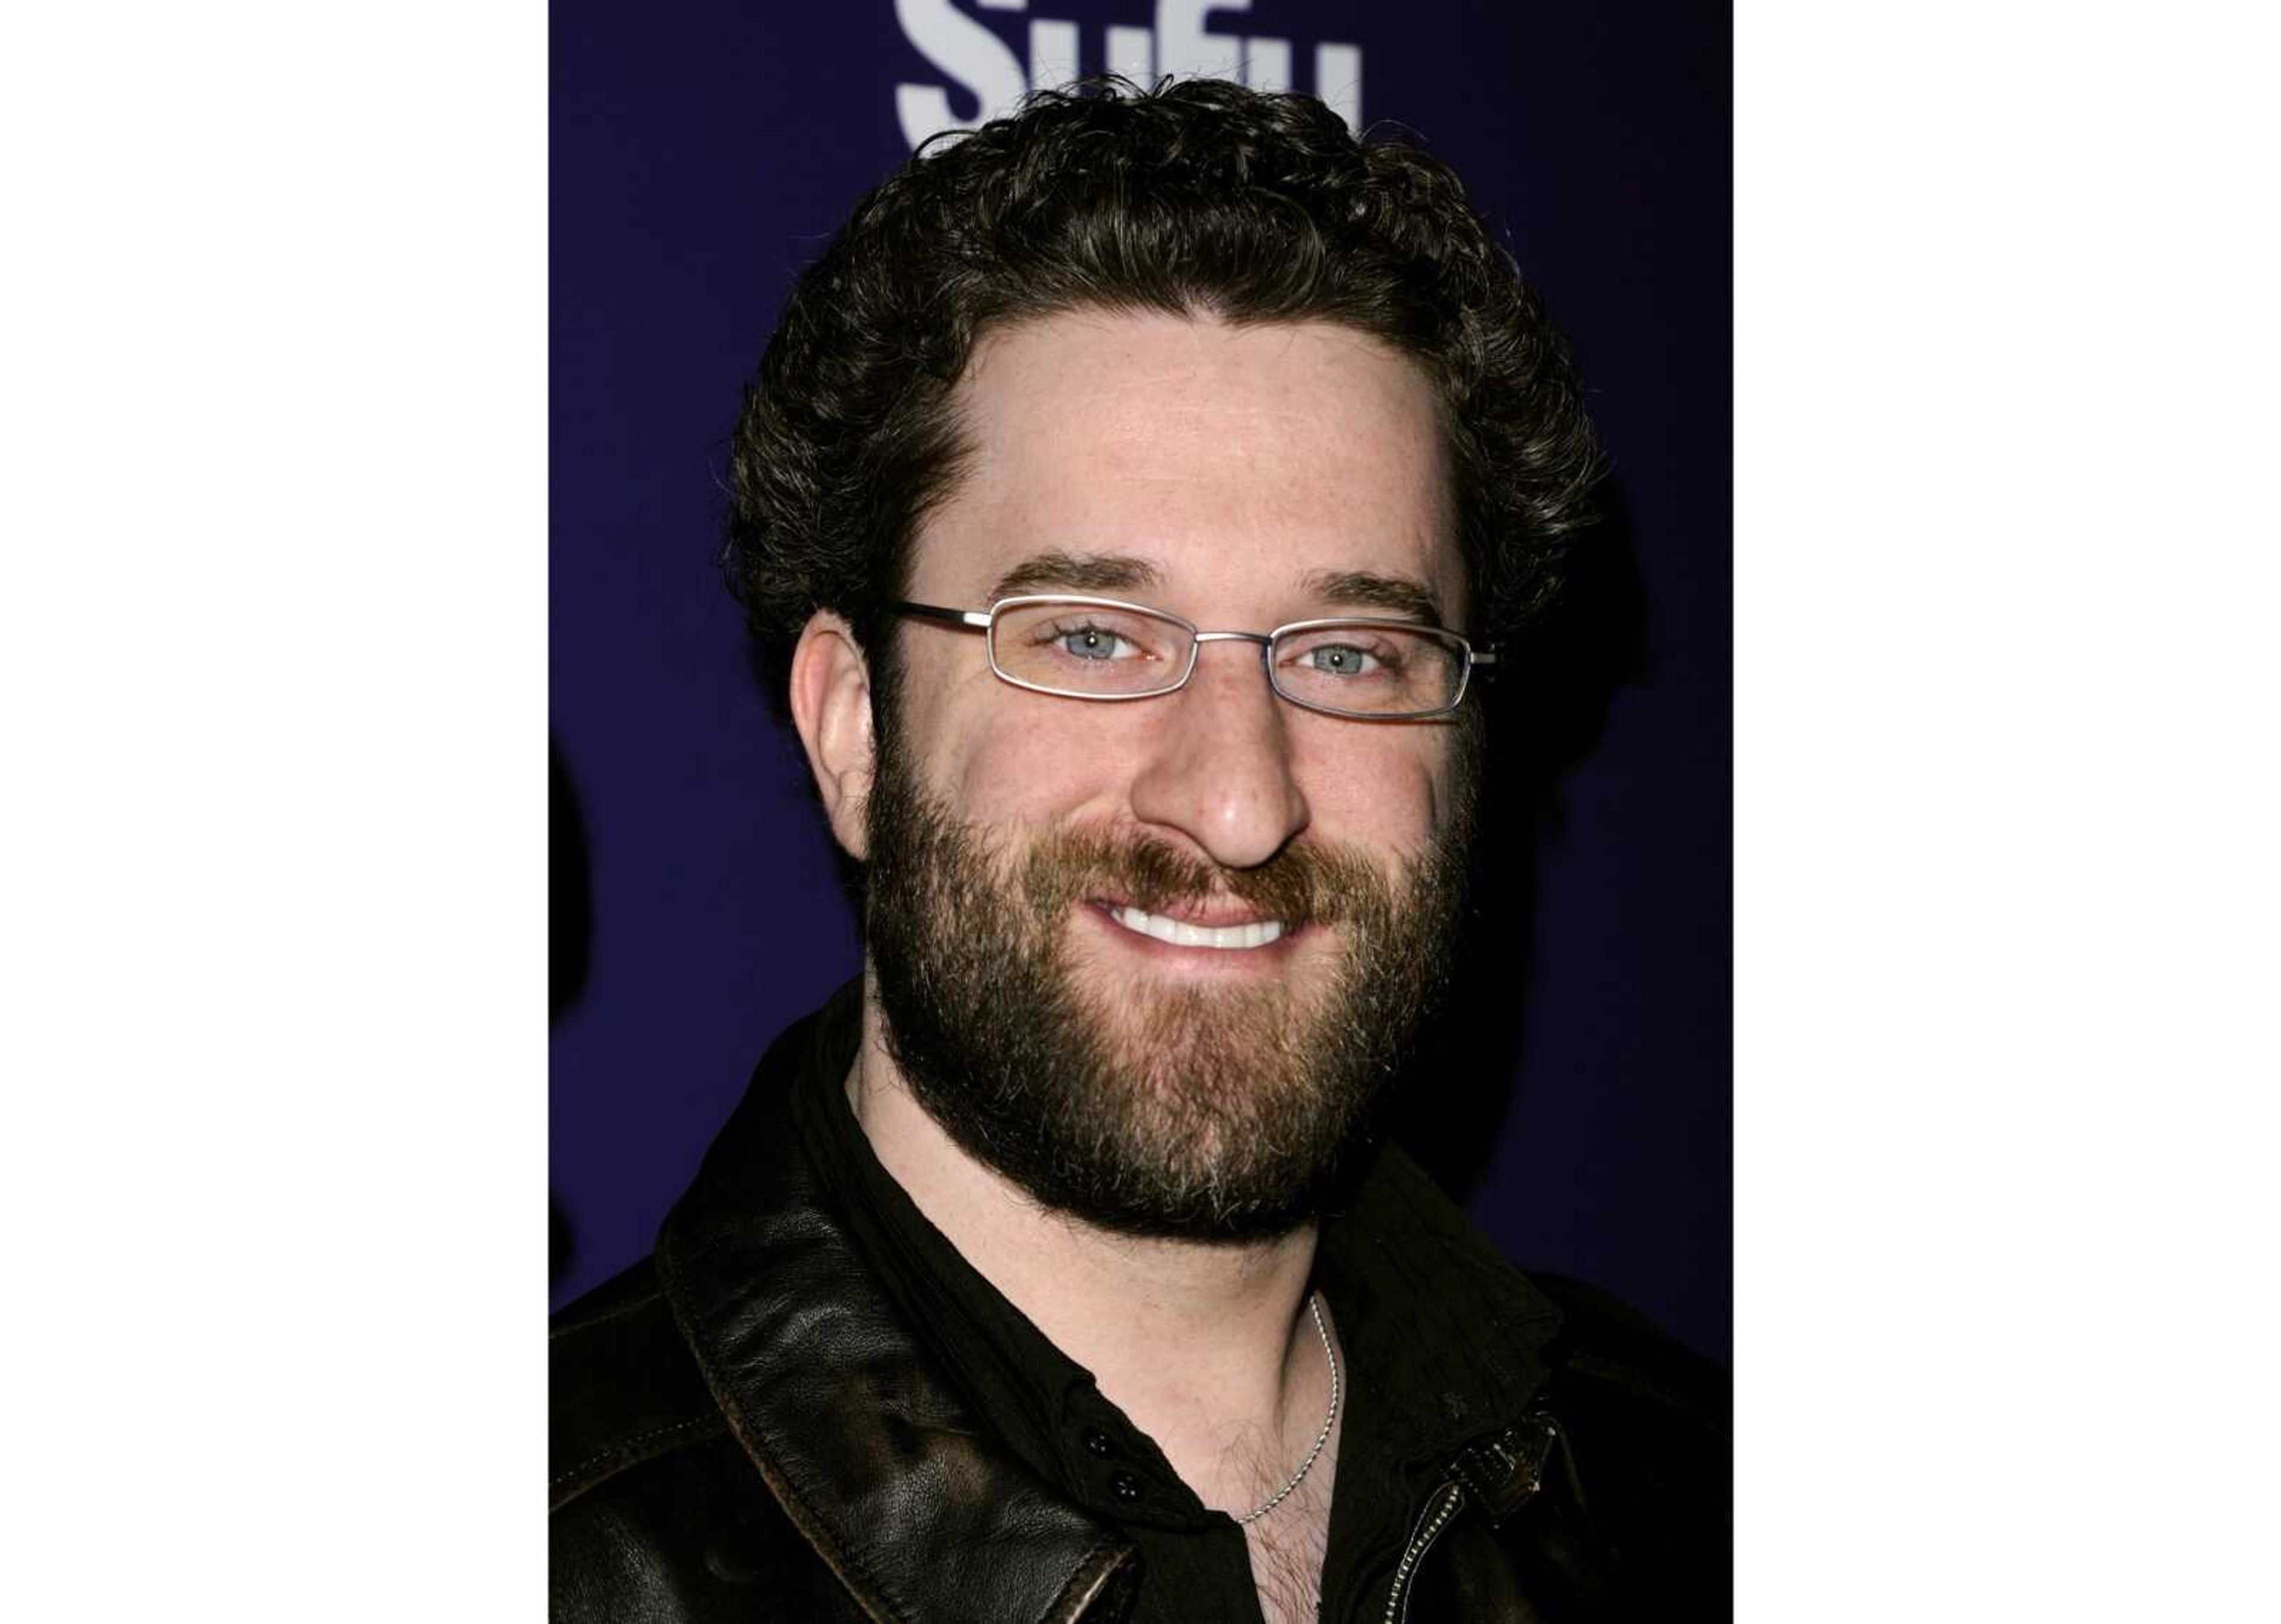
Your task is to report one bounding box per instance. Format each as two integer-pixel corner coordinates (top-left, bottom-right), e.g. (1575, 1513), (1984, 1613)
(889, 595), (1496, 721)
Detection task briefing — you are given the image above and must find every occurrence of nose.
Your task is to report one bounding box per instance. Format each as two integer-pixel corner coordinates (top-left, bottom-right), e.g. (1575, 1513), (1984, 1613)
(1126, 639), (1311, 870)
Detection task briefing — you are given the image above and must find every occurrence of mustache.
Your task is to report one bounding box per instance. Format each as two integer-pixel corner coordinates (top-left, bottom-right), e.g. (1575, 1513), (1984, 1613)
(1018, 826), (1393, 928)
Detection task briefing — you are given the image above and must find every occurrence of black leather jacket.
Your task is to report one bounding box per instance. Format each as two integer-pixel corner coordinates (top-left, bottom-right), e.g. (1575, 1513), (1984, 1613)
(551, 1006), (1730, 1622)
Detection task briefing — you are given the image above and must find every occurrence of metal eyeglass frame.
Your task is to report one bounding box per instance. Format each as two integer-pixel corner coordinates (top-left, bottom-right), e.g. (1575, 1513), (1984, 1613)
(889, 594), (1496, 721)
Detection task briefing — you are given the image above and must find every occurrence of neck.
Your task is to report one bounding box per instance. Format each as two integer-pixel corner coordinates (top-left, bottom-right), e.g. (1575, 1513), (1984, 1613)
(848, 990), (1334, 1521)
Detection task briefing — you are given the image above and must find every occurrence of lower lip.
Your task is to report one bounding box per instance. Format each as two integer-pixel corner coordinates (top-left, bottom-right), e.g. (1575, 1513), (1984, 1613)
(1084, 902), (1306, 966)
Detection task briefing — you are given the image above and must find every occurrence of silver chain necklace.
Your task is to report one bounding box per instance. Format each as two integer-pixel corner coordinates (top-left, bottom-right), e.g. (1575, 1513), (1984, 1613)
(1237, 1292), (1341, 1526)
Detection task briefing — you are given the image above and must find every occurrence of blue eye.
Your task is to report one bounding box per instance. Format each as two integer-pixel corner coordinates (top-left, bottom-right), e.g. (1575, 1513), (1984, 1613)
(1056, 624), (1132, 661)
(1304, 643), (1380, 677)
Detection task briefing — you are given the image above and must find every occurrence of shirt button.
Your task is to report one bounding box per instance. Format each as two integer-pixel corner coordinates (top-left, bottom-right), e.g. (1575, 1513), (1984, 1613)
(1082, 1427), (1114, 1459)
(1110, 1469), (1143, 1504)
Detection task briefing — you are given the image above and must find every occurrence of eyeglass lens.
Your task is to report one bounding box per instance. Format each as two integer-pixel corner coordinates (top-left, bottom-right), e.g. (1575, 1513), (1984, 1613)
(985, 598), (1467, 716)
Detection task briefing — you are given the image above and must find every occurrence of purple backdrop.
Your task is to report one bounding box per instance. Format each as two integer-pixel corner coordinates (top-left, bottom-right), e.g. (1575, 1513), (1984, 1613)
(550, 0), (1732, 1360)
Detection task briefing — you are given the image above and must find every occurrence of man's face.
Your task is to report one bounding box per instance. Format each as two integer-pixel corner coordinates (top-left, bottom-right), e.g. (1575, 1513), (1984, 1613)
(862, 311), (1478, 1238)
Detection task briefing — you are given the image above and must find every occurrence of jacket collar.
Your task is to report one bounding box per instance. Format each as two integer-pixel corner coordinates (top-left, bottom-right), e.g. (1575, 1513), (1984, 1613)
(658, 988), (1138, 1622)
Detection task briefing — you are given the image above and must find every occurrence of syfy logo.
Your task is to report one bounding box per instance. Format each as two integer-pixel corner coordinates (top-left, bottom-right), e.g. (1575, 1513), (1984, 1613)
(894, 0), (1363, 150)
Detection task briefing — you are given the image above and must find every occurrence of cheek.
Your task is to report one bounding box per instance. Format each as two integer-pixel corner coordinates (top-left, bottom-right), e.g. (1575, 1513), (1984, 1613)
(928, 697), (1117, 826)
(887, 636), (1036, 812)
(1284, 724), (1457, 859)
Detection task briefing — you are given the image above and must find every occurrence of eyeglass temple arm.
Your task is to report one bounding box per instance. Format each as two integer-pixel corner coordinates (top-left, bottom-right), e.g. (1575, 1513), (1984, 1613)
(890, 601), (993, 630)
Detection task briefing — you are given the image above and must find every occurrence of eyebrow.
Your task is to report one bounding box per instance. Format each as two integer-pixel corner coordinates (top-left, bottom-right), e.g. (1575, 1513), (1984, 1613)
(987, 550), (1165, 601)
(1299, 569), (1448, 628)
(982, 553), (1449, 627)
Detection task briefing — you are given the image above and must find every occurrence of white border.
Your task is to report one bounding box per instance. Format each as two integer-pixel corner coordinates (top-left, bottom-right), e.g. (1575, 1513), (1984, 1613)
(1739, 0), (2281, 1613)
(3, 1), (544, 1612)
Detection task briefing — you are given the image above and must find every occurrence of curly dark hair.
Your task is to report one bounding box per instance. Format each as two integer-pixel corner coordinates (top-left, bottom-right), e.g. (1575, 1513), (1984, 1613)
(724, 77), (1600, 722)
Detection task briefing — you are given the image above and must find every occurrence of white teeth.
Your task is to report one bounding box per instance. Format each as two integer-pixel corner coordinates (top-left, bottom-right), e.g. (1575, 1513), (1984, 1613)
(1111, 906), (1285, 950)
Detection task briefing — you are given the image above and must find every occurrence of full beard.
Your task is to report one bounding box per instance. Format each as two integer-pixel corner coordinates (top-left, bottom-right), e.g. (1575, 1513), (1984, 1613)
(861, 746), (1474, 1242)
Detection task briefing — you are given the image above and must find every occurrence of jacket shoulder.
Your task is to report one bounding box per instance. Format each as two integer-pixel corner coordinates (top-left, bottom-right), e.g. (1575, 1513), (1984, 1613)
(1507, 1274), (1731, 1618)
(552, 1260), (868, 1621)
(550, 1258), (727, 1510)
(1531, 1272), (1729, 1445)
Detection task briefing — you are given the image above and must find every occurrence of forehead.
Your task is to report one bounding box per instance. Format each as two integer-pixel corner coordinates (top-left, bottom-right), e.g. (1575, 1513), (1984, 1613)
(911, 310), (1464, 620)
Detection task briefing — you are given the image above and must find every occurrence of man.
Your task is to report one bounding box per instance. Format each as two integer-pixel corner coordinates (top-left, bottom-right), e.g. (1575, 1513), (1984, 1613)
(551, 78), (1727, 1623)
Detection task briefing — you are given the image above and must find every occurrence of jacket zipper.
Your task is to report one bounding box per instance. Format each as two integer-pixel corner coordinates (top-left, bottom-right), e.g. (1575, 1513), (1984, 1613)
(1380, 1480), (1467, 1624)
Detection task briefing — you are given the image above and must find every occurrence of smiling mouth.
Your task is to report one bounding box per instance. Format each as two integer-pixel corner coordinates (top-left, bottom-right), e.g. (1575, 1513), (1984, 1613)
(1102, 903), (1288, 951)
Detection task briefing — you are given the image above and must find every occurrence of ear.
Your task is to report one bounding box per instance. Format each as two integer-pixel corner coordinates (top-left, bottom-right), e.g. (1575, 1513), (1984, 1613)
(787, 611), (876, 861)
